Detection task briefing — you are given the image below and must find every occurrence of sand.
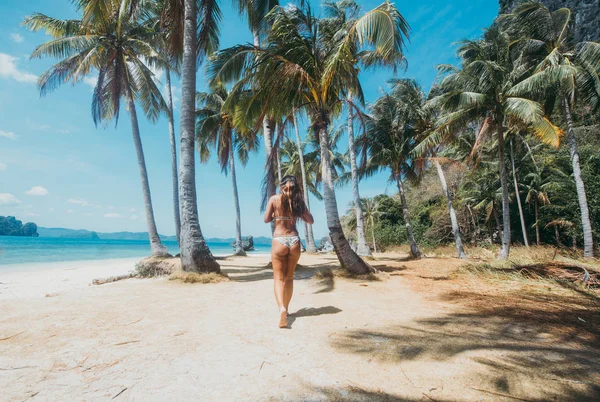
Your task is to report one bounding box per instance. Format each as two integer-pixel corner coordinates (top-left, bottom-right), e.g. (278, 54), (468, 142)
(1, 252), (598, 401)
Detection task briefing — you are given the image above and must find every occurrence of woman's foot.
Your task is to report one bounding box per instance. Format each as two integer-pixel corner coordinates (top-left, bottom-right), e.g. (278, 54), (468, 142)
(279, 308), (288, 328)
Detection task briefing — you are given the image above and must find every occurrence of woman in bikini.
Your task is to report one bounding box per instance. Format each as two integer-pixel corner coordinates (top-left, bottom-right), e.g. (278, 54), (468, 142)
(264, 175), (314, 328)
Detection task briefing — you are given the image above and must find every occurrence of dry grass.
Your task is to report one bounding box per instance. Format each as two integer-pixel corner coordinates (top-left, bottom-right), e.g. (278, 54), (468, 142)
(454, 246), (600, 297)
(313, 268), (387, 282)
(136, 256), (180, 277)
(168, 270), (230, 284)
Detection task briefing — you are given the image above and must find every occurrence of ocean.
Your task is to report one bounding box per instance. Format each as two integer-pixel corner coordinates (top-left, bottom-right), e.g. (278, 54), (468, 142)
(0, 237), (271, 266)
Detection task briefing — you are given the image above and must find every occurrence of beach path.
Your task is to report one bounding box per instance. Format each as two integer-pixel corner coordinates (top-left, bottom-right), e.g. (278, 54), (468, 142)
(0, 253), (598, 401)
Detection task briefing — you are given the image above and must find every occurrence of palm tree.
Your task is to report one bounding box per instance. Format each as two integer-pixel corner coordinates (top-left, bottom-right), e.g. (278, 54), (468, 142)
(395, 78), (467, 259)
(347, 197), (384, 253)
(425, 27), (562, 259)
(208, 2), (409, 274)
(503, 2), (600, 257)
(177, 0), (221, 273)
(462, 163), (504, 244)
(196, 84), (259, 256)
(280, 131), (319, 252)
(321, 0), (372, 256)
(24, 0), (170, 256)
(292, 114), (318, 252)
(509, 139), (530, 247)
(364, 93), (423, 259)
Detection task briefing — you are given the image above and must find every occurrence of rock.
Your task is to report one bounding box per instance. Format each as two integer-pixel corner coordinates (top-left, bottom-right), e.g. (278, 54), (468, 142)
(317, 236), (334, 253)
(231, 236), (255, 251)
(499, 0), (600, 43)
(0, 216), (39, 237)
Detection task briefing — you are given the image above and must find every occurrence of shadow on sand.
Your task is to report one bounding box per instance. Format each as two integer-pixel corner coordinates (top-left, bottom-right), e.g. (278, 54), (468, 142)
(329, 291), (600, 401)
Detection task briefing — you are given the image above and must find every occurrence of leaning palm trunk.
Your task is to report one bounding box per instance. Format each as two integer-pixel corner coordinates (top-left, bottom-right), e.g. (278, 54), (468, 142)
(263, 118), (276, 234)
(396, 175), (422, 259)
(370, 216), (377, 253)
(179, 0), (219, 273)
(125, 87), (168, 257)
(165, 67), (181, 245)
(293, 115), (317, 252)
(510, 140), (529, 247)
(434, 160), (466, 259)
(229, 138), (246, 256)
(347, 100), (371, 256)
(562, 98), (594, 258)
(496, 117), (511, 259)
(317, 124), (373, 274)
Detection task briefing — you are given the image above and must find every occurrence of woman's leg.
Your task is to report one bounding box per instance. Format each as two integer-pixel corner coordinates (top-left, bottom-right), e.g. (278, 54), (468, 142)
(271, 240), (289, 327)
(283, 241), (301, 313)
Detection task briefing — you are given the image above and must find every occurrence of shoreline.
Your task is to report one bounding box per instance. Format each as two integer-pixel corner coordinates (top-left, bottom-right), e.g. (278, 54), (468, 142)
(0, 253), (271, 300)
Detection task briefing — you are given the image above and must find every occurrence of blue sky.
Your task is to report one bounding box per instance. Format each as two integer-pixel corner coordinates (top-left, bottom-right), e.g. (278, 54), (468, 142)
(0, 0), (498, 240)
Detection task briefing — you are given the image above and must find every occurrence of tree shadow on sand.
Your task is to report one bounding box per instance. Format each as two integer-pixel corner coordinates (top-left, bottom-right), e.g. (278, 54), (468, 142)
(329, 293), (600, 401)
(287, 306), (342, 328)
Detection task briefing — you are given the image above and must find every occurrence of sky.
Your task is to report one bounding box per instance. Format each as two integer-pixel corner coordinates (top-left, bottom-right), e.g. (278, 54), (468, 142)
(0, 0), (498, 241)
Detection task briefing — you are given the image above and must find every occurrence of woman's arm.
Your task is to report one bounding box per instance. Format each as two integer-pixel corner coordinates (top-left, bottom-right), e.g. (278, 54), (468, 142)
(264, 196), (276, 223)
(301, 209), (314, 225)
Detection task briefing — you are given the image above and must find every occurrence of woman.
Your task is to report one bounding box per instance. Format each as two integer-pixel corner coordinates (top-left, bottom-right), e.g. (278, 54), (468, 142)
(264, 175), (314, 328)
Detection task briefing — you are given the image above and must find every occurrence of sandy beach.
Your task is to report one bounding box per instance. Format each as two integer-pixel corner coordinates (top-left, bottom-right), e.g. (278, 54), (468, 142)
(1, 252), (599, 401)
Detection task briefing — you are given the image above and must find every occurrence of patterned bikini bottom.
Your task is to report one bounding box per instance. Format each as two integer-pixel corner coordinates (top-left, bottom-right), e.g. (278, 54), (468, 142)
(272, 235), (300, 249)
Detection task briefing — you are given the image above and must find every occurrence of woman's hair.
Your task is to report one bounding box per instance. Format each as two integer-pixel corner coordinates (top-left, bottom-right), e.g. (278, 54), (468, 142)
(279, 175), (308, 219)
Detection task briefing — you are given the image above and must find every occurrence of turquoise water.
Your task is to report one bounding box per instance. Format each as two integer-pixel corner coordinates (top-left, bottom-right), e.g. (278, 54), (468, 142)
(0, 236), (271, 266)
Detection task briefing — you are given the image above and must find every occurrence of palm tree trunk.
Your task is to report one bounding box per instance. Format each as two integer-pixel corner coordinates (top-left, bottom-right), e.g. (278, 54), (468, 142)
(317, 123), (373, 274)
(396, 175), (422, 259)
(293, 114), (317, 252)
(562, 97), (594, 258)
(347, 99), (371, 256)
(435, 160), (466, 259)
(555, 226), (561, 246)
(165, 67), (181, 245)
(263, 118), (276, 234)
(510, 140), (529, 247)
(370, 216), (377, 253)
(535, 199), (540, 246)
(467, 204), (478, 238)
(125, 87), (168, 257)
(179, 0), (219, 273)
(496, 118), (511, 259)
(230, 137), (246, 256)
(276, 142), (282, 184)
(493, 202), (503, 243)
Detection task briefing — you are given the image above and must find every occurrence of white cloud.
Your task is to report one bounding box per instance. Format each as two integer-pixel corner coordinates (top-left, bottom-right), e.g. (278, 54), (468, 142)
(0, 53), (37, 83)
(129, 207), (136, 212)
(83, 76), (97, 88)
(130, 215), (138, 220)
(0, 130), (17, 140)
(104, 213), (123, 218)
(48, 207), (55, 212)
(162, 84), (180, 109)
(67, 209), (74, 213)
(84, 212), (94, 217)
(0, 193), (21, 206)
(10, 33), (24, 43)
(107, 206), (114, 210)
(68, 198), (89, 206)
(0, 162), (6, 171)
(26, 186), (48, 196)
(26, 212), (38, 217)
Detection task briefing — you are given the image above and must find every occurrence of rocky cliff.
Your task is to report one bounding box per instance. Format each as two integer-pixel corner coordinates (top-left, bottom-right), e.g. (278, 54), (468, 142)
(499, 0), (600, 42)
(0, 216), (39, 237)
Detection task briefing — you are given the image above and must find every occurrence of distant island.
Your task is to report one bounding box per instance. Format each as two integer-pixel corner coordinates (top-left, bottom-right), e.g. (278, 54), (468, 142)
(0, 216), (39, 237)
(35, 226), (272, 245)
